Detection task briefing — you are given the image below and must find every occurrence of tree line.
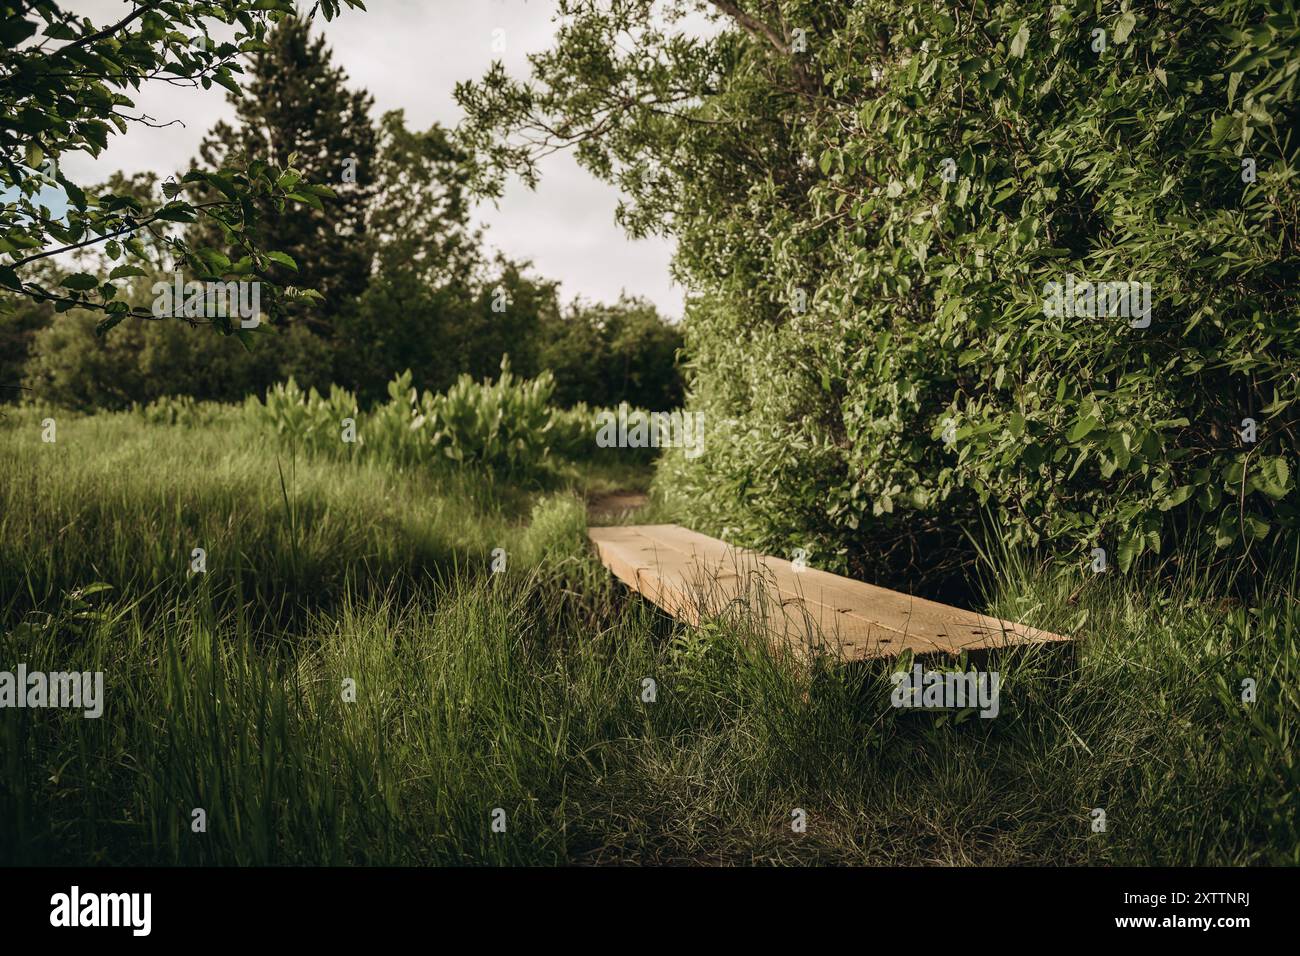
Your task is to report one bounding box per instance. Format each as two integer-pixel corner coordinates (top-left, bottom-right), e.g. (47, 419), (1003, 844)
(1, 10), (682, 411)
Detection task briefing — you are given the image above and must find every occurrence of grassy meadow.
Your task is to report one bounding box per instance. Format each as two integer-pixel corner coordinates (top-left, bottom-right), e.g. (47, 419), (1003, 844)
(1, 405), (1296, 866)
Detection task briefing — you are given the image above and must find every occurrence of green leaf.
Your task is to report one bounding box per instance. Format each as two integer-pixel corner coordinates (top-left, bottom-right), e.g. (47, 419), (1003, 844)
(1114, 12), (1137, 43)
(1067, 415), (1100, 442)
(60, 273), (100, 291)
(194, 248), (231, 275)
(61, 178), (87, 210)
(1257, 457), (1289, 500)
(213, 70), (241, 96)
(1210, 114), (1236, 145)
(95, 313), (127, 336)
(1243, 515), (1270, 542)
(1009, 22), (1029, 58)
(0, 17), (38, 46)
(1117, 531), (1143, 572)
(286, 190), (323, 211)
(1214, 512), (1237, 548)
(1199, 483), (1221, 512)
(153, 205), (196, 223)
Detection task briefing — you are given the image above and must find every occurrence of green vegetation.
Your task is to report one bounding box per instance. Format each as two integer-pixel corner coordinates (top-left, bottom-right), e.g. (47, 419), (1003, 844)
(2, 0), (1296, 870)
(0, 0), (364, 333)
(2, 10), (684, 414)
(240, 364), (651, 474)
(460, 0), (1300, 584)
(1, 408), (1295, 865)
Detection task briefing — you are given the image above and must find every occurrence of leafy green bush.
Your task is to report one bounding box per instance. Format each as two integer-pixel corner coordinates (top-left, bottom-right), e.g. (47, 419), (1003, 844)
(362, 369), (435, 468)
(23, 308), (333, 411)
(245, 377), (360, 458)
(635, 0), (1300, 580)
(550, 400), (659, 464)
(538, 296), (685, 409)
(133, 394), (225, 428)
(417, 358), (556, 474)
(239, 361), (603, 476)
(549, 401), (599, 459)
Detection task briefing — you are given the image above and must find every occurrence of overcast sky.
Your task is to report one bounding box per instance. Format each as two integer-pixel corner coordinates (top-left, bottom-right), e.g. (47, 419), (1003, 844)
(59, 0), (689, 317)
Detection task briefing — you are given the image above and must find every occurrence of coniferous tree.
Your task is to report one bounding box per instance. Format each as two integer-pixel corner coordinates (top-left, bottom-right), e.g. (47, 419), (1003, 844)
(196, 16), (376, 333)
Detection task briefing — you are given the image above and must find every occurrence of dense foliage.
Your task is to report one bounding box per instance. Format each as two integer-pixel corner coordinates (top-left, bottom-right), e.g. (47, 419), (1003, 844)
(460, 0), (1300, 581)
(238, 361), (647, 475)
(541, 295), (685, 409)
(3, 10), (683, 412)
(0, 0), (363, 337)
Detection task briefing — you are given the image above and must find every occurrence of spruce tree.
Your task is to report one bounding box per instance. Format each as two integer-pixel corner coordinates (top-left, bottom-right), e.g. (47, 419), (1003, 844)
(196, 16), (376, 333)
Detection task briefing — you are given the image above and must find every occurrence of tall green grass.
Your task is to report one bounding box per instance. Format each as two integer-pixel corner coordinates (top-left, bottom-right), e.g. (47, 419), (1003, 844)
(1, 409), (1295, 864)
(0, 406), (531, 618)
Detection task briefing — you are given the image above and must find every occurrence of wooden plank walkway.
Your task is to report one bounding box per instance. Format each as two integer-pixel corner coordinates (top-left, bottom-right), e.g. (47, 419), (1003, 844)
(587, 524), (1069, 662)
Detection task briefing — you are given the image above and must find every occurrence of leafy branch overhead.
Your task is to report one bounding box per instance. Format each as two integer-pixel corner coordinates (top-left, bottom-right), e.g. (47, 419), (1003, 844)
(0, 0), (366, 336)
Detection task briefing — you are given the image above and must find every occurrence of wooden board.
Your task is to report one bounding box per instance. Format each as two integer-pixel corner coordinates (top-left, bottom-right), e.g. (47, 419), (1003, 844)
(587, 524), (1069, 662)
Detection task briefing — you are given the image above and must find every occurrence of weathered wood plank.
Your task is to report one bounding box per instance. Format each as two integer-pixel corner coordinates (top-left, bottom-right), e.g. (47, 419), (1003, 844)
(587, 524), (1069, 662)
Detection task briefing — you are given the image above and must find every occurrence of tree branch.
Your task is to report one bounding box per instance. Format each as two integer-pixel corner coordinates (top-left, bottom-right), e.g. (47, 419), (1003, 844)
(704, 0), (817, 95)
(705, 0), (789, 55)
(47, 1), (160, 61)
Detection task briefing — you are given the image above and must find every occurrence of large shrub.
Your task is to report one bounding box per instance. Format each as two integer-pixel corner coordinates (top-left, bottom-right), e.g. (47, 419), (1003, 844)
(538, 296), (686, 410)
(247, 377), (362, 457)
(462, 0), (1300, 582)
(418, 358), (557, 474)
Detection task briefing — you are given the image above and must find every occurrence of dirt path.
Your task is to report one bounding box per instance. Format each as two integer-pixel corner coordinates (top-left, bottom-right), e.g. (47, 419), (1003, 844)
(586, 490), (649, 525)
